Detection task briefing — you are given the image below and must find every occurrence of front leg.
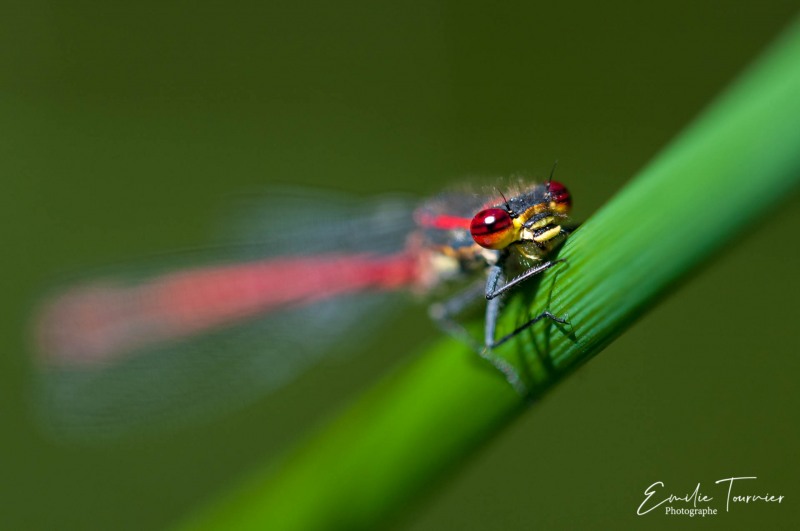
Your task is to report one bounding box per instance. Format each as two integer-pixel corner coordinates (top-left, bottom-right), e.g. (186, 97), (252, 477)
(485, 259), (564, 300)
(483, 264), (505, 348)
(427, 280), (485, 352)
(479, 265), (527, 393)
(482, 263), (569, 394)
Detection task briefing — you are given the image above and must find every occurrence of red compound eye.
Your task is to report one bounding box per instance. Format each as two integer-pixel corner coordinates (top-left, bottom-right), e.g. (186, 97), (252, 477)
(548, 181), (572, 210)
(470, 208), (514, 250)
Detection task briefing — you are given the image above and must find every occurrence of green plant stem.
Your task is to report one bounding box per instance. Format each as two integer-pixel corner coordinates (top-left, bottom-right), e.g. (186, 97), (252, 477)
(177, 17), (800, 531)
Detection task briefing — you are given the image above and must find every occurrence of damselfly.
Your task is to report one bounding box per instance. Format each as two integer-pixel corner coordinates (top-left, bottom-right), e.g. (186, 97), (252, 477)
(33, 177), (573, 436)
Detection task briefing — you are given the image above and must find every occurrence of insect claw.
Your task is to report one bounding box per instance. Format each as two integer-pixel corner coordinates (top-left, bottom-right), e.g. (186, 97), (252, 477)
(541, 311), (569, 325)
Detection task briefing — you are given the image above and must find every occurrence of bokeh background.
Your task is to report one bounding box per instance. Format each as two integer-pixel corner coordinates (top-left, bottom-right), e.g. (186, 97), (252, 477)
(2, 1), (798, 529)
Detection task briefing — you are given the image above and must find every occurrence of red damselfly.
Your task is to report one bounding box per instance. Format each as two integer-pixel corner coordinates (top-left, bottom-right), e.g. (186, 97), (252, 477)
(33, 177), (573, 436)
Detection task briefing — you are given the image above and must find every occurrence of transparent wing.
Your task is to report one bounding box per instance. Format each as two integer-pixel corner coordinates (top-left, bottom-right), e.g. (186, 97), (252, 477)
(215, 186), (417, 256)
(32, 188), (420, 439)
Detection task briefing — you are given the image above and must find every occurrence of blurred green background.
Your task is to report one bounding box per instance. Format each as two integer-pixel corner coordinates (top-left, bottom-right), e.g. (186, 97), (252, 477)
(2, 1), (798, 529)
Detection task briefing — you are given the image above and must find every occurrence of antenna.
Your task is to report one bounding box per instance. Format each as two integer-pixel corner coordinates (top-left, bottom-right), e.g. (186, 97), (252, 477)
(546, 159), (559, 198)
(496, 188), (512, 213)
(548, 159), (559, 185)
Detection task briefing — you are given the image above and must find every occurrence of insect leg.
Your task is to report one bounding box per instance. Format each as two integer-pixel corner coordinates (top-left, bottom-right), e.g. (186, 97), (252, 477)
(428, 280), (485, 352)
(480, 265), (528, 393)
(483, 264), (504, 343)
(490, 311), (568, 349)
(428, 278), (525, 392)
(486, 258), (569, 348)
(485, 263), (568, 348)
(485, 259), (565, 300)
(482, 263), (570, 393)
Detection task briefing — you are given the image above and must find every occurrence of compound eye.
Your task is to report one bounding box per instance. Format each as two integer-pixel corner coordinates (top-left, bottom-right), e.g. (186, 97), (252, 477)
(470, 208), (515, 249)
(548, 181), (572, 211)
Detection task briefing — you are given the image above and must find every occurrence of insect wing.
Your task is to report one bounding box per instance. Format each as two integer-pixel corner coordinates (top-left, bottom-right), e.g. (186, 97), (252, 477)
(217, 186), (417, 256)
(414, 191), (492, 249)
(33, 189), (419, 439)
